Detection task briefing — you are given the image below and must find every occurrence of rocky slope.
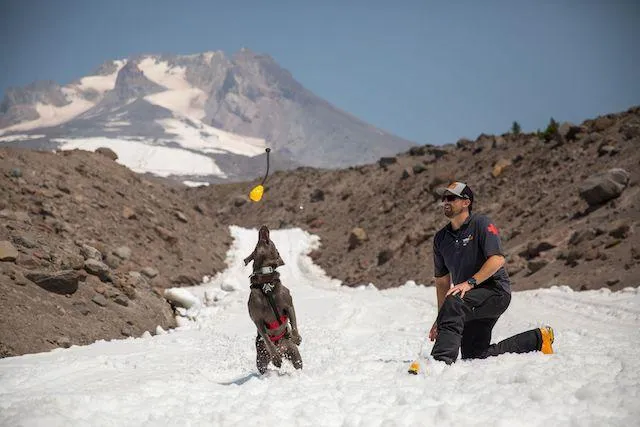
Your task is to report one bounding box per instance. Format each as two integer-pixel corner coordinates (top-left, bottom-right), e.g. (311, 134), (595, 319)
(1, 106), (638, 358)
(0, 148), (231, 357)
(197, 106), (640, 291)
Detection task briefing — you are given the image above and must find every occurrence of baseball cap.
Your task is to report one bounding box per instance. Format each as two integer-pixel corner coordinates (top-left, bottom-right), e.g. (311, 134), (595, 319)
(437, 181), (474, 203)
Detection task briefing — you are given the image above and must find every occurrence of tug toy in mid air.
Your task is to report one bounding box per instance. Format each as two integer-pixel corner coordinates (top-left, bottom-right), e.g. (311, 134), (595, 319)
(249, 148), (271, 202)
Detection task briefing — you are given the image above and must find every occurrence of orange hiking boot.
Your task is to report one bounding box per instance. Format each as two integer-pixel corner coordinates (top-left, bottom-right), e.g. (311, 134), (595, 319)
(540, 326), (554, 354)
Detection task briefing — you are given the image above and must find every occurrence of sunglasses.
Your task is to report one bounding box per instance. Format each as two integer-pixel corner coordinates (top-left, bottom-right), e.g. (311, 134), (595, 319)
(441, 194), (463, 202)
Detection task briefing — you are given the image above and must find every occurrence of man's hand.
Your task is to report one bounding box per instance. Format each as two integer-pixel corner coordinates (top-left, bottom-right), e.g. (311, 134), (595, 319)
(446, 281), (473, 299)
(428, 321), (438, 342)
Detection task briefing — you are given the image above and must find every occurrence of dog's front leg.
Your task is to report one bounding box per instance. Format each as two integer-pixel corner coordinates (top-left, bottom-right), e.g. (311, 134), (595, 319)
(243, 252), (254, 266)
(257, 326), (282, 368)
(286, 305), (302, 346)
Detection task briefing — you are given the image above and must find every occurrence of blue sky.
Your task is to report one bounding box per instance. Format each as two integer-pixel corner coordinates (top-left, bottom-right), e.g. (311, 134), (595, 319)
(1, 0), (638, 145)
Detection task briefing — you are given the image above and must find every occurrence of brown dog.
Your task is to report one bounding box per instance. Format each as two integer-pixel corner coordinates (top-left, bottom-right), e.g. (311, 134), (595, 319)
(245, 226), (302, 374)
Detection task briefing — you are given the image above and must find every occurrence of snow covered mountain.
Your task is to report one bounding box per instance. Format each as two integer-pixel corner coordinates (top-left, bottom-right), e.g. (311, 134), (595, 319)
(0, 49), (415, 184)
(1, 227), (638, 426)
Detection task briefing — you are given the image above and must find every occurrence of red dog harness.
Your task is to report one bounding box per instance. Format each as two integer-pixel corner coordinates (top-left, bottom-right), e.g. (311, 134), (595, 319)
(267, 315), (289, 342)
(250, 280), (289, 343)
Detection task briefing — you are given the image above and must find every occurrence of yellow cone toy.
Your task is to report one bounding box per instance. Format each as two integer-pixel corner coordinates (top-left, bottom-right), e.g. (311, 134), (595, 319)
(249, 148), (271, 202)
(249, 184), (264, 202)
(408, 360), (421, 375)
(408, 339), (428, 375)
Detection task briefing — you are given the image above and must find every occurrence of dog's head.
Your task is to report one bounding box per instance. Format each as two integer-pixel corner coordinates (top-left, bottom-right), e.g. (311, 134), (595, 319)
(258, 225), (270, 243)
(248, 225), (284, 270)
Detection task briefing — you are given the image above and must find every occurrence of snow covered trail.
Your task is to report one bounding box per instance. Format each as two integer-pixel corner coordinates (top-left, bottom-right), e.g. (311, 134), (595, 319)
(1, 227), (639, 427)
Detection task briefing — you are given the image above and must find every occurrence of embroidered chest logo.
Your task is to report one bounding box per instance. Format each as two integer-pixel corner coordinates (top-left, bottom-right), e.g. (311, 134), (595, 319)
(462, 235), (474, 246)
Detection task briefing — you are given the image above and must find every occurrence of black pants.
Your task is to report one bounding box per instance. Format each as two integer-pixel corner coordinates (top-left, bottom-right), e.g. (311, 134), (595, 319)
(430, 286), (543, 364)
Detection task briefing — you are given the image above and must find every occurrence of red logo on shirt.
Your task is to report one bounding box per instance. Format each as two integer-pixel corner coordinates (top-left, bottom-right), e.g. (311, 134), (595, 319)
(487, 224), (499, 235)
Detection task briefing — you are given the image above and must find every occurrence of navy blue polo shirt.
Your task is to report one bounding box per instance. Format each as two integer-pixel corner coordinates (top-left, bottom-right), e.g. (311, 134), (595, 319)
(433, 213), (511, 294)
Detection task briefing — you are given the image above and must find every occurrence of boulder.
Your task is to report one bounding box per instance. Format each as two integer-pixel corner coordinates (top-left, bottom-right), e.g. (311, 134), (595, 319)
(60, 253), (85, 270)
(122, 206), (137, 220)
(95, 147), (118, 161)
(80, 244), (102, 261)
(348, 228), (368, 251)
(608, 222), (632, 239)
(141, 267), (159, 279)
(55, 337), (72, 348)
(155, 226), (178, 244)
(527, 259), (549, 275)
(400, 168), (412, 180)
(73, 302), (91, 316)
(26, 270), (86, 295)
(0, 241), (19, 262)
(380, 200), (395, 214)
(568, 229), (596, 246)
(518, 241), (556, 259)
(92, 294), (108, 307)
(592, 116), (614, 132)
(56, 181), (71, 194)
(113, 246), (132, 260)
(114, 294), (129, 307)
(175, 211), (188, 223)
(412, 164), (427, 175)
(84, 259), (111, 281)
(427, 147), (449, 159)
(194, 203), (207, 214)
(456, 138), (473, 150)
(558, 122), (581, 141)
(579, 168), (630, 206)
(378, 157), (397, 168)
(491, 158), (512, 178)
(103, 253), (122, 269)
(13, 271), (30, 286)
(478, 135), (494, 152)
(565, 249), (583, 267)
(377, 248), (393, 266)
(408, 146), (428, 156)
(620, 120), (640, 140)
(597, 143), (620, 156)
(11, 234), (37, 249)
(494, 136), (507, 149)
(310, 189), (325, 202)
(170, 274), (200, 287)
(128, 271), (149, 287)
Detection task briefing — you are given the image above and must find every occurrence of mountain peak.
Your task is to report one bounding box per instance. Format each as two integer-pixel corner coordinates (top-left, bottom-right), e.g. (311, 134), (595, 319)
(113, 61), (165, 100)
(0, 48), (415, 173)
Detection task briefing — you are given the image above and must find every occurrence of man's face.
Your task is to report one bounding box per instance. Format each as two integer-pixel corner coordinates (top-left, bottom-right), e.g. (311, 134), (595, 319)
(441, 194), (468, 218)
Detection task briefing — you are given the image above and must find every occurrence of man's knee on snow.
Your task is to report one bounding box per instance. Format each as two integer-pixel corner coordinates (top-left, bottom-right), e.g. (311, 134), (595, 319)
(436, 295), (467, 333)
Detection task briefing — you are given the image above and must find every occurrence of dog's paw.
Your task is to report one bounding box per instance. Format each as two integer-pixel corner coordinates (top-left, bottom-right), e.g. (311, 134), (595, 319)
(272, 354), (283, 368)
(291, 331), (302, 345)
